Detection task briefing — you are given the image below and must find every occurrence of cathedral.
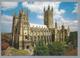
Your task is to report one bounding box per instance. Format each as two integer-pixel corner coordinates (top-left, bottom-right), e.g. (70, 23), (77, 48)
(12, 6), (70, 50)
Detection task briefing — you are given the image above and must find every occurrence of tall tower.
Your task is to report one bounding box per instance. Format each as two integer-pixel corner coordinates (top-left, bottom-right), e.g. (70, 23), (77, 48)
(12, 14), (16, 47)
(18, 10), (30, 50)
(12, 13), (19, 48)
(12, 9), (31, 50)
(44, 6), (54, 28)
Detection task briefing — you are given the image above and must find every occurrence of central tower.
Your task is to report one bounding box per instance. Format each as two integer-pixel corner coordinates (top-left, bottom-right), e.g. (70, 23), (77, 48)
(44, 6), (54, 28)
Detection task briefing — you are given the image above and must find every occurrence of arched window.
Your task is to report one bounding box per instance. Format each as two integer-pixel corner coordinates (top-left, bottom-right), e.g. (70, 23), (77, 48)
(25, 35), (28, 40)
(26, 45), (29, 49)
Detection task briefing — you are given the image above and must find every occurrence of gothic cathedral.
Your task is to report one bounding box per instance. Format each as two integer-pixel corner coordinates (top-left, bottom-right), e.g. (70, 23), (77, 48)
(12, 6), (70, 50)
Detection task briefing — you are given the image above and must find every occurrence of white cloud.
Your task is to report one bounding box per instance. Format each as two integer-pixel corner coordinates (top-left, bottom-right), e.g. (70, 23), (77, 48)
(37, 15), (44, 20)
(22, 1), (78, 31)
(0, 15), (13, 32)
(58, 17), (78, 31)
(52, 2), (77, 31)
(23, 1), (63, 20)
(0, 1), (77, 32)
(54, 12), (78, 31)
(59, 9), (65, 14)
(1, 15), (13, 24)
(72, 3), (78, 13)
(1, 2), (18, 10)
(22, 1), (61, 14)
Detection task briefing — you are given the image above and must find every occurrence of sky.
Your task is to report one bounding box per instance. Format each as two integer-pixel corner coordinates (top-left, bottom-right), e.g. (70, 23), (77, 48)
(0, 1), (78, 32)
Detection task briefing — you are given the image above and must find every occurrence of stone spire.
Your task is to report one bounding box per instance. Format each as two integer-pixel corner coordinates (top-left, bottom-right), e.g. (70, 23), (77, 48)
(19, 9), (23, 16)
(67, 26), (70, 36)
(48, 5), (50, 10)
(51, 6), (53, 11)
(68, 26), (70, 31)
(55, 22), (57, 28)
(62, 25), (65, 30)
(44, 7), (45, 12)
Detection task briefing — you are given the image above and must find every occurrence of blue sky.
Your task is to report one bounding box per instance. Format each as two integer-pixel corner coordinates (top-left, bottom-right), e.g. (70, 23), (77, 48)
(0, 1), (78, 32)
(59, 2), (77, 21)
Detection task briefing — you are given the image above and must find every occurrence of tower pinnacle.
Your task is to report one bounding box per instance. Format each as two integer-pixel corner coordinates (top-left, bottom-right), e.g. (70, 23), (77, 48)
(44, 7), (45, 12)
(48, 5), (50, 10)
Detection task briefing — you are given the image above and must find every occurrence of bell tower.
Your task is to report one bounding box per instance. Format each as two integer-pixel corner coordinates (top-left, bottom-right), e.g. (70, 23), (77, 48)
(12, 9), (32, 50)
(44, 6), (54, 28)
(18, 9), (31, 50)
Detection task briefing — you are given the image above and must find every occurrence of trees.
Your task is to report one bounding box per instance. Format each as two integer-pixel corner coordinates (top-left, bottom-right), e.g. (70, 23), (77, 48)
(1, 41), (9, 50)
(34, 39), (66, 56)
(34, 45), (49, 56)
(34, 40), (49, 56)
(68, 32), (77, 48)
(48, 42), (66, 55)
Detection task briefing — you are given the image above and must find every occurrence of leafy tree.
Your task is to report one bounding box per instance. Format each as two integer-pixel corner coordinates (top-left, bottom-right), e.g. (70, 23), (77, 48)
(1, 41), (9, 50)
(48, 41), (66, 55)
(34, 39), (66, 56)
(34, 40), (49, 56)
(69, 32), (77, 48)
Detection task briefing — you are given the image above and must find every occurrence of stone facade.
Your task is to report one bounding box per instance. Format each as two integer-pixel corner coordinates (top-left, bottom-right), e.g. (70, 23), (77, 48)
(12, 6), (70, 50)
